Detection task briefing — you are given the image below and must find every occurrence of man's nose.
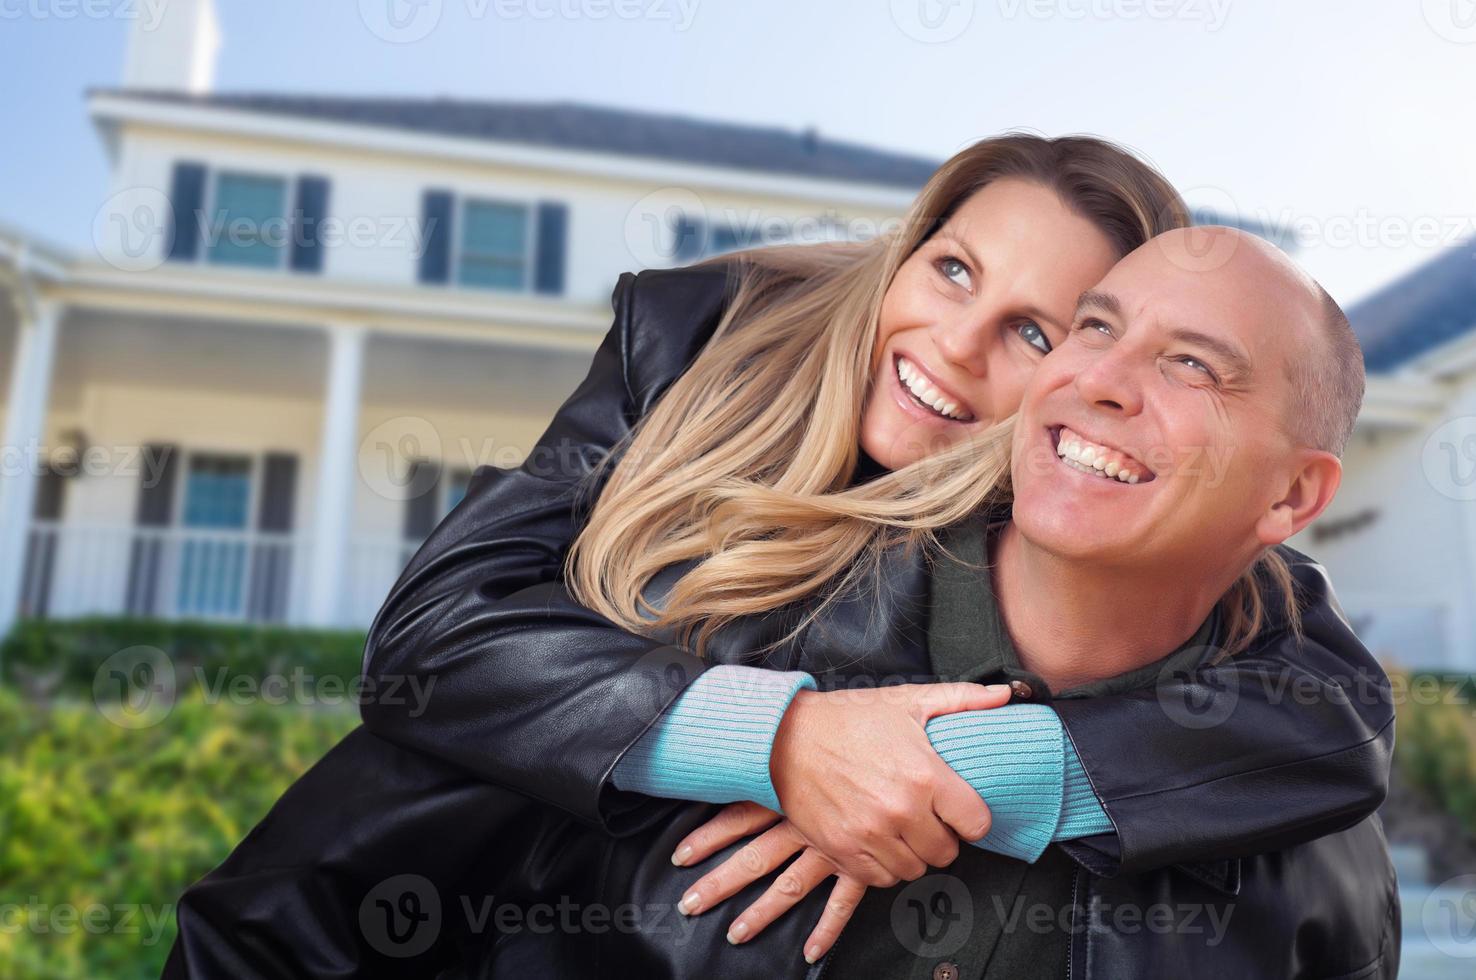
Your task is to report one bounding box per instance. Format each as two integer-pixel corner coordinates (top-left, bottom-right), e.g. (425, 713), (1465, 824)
(1072, 346), (1144, 416)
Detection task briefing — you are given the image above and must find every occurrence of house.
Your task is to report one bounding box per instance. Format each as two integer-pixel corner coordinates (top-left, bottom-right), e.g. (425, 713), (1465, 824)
(0, 0), (927, 637)
(1286, 238), (1476, 671)
(3, 2), (1460, 673)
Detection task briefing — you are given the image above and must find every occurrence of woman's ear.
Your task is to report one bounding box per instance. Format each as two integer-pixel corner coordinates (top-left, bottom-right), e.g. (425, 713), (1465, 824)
(1255, 450), (1343, 547)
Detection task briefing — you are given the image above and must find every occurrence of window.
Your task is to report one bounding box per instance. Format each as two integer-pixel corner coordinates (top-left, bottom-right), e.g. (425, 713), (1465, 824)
(175, 453), (254, 617)
(207, 172), (288, 269)
(443, 467), (474, 514)
(458, 199), (529, 290)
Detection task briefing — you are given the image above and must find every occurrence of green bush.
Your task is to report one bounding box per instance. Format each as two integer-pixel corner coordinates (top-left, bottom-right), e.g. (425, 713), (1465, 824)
(0, 689), (358, 979)
(1393, 671), (1476, 839)
(1, 616), (368, 695)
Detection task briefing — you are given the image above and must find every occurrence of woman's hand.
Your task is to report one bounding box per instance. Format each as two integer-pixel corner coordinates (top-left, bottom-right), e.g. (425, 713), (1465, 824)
(671, 802), (867, 964)
(768, 682), (1012, 886)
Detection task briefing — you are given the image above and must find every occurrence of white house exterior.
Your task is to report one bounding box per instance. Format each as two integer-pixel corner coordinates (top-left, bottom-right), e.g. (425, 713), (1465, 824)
(1286, 242), (1476, 673)
(2, 1), (1470, 676)
(0, 0), (926, 637)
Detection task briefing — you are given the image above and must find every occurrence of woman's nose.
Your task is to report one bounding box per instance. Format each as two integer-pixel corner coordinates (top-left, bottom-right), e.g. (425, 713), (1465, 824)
(931, 309), (998, 378)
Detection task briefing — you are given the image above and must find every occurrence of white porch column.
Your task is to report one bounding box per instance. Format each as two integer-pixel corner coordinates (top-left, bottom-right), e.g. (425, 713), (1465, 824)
(0, 299), (61, 641)
(305, 323), (366, 628)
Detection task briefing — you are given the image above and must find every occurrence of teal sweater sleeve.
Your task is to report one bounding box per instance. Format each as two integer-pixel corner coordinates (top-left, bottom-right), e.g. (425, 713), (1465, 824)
(612, 664), (816, 811)
(610, 665), (1113, 862)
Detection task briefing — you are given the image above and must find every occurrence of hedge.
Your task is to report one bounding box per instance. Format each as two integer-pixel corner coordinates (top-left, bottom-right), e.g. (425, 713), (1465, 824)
(0, 689), (358, 979)
(1, 616), (368, 696)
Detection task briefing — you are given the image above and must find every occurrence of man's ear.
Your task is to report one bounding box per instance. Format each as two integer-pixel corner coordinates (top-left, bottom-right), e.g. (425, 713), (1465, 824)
(1255, 450), (1342, 547)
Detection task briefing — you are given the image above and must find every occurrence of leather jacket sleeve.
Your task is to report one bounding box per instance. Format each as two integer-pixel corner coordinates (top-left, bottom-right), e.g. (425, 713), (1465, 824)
(1055, 554), (1395, 875)
(360, 261), (1393, 869)
(359, 263), (739, 834)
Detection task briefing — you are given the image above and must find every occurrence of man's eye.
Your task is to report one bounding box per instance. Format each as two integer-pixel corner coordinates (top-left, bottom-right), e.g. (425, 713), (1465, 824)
(1077, 317), (1113, 336)
(1018, 320), (1052, 354)
(1176, 356), (1218, 381)
(937, 256), (972, 290)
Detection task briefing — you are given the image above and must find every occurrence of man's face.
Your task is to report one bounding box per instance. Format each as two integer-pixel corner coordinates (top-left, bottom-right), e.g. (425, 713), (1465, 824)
(1010, 228), (1322, 574)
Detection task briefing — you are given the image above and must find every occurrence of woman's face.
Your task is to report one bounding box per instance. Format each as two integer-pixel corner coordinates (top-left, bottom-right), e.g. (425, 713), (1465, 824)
(860, 178), (1121, 470)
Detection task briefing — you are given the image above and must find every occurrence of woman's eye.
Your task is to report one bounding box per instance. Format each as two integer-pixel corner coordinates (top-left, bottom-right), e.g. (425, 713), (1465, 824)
(937, 256), (972, 291)
(1018, 320), (1052, 354)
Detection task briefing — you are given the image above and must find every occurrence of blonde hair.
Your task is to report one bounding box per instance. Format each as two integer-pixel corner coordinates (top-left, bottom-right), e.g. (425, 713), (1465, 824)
(568, 133), (1294, 662)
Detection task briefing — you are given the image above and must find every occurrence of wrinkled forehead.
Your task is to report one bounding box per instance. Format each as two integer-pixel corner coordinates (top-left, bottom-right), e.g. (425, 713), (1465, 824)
(1091, 239), (1315, 370)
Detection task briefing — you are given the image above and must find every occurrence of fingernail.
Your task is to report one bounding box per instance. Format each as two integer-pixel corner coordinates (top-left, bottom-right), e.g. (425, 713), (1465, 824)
(805, 944), (822, 964)
(727, 921), (749, 944)
(985, 684), (1011, 694)
(671, 844), (693, 866)
(678, 891), (701, 915)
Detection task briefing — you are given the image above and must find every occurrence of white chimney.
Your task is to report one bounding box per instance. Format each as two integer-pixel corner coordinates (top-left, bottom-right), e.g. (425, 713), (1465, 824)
(121, 0), (221, 93)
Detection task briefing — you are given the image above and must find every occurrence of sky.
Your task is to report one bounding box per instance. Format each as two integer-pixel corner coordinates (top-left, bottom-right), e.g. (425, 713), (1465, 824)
(2, 0), (1474, 307)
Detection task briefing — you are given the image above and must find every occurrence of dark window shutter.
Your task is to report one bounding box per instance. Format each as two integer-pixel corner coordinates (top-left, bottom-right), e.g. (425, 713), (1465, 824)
(533, 201), (568, 295)
(165, 162), (208, 263)
(418, 189), (455, 284)
(672, 212), (703, 262)
(402, 459), (442, 541)
(289, 175), (331, 274)
(125, 444), (181, 616)
(19, 469), (67, 617)
(247, 452), (298, 622)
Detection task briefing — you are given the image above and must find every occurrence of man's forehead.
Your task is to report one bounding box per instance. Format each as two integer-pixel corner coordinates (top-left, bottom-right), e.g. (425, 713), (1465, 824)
(1073, 279), (1269, 385)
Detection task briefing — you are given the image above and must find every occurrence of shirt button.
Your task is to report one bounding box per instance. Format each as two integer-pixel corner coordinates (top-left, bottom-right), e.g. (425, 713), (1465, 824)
(933, 963), (960, 980)
(1009, 679), (1034, 700)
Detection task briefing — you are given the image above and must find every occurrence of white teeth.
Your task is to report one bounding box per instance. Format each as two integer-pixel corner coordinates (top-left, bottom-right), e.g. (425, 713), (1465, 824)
(1055, 427), (1148, 485)
(896, 358), (970, 421)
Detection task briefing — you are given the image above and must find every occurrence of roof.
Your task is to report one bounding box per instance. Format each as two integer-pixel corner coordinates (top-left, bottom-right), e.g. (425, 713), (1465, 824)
(89, 89), (941, 190)
(1347, 237), (1476, 372)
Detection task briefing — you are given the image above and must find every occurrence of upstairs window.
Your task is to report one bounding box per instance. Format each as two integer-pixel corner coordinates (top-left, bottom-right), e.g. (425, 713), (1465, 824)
(207, 172), (289, 269)
(457, 199), (529, 290)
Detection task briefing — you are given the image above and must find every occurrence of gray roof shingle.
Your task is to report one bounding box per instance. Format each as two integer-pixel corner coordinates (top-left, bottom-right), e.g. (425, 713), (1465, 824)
(1347, 237), (1476, 372)
(92, 89), (940, 189)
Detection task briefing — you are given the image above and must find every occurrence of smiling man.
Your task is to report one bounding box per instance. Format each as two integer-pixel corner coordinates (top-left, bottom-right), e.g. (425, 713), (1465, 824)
(653, 226), (1397, 978)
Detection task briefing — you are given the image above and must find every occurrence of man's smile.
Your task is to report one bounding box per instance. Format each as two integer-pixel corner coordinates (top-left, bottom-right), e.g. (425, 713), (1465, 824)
(1048, 425), (1156, 484)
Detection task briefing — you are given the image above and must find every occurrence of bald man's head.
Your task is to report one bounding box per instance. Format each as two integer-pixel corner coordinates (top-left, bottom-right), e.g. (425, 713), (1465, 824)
(1147, 226), (1365, 457)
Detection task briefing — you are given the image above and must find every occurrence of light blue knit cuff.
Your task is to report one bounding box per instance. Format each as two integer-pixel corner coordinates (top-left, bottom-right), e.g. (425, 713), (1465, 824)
(925, 703), (1066, 862)
(610, 664), (816, 812)
(1058, 738), (1114, 839)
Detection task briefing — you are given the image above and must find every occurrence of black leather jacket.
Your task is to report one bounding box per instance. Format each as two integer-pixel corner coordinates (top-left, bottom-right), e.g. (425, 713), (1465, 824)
(166, 263), (1398, 979)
